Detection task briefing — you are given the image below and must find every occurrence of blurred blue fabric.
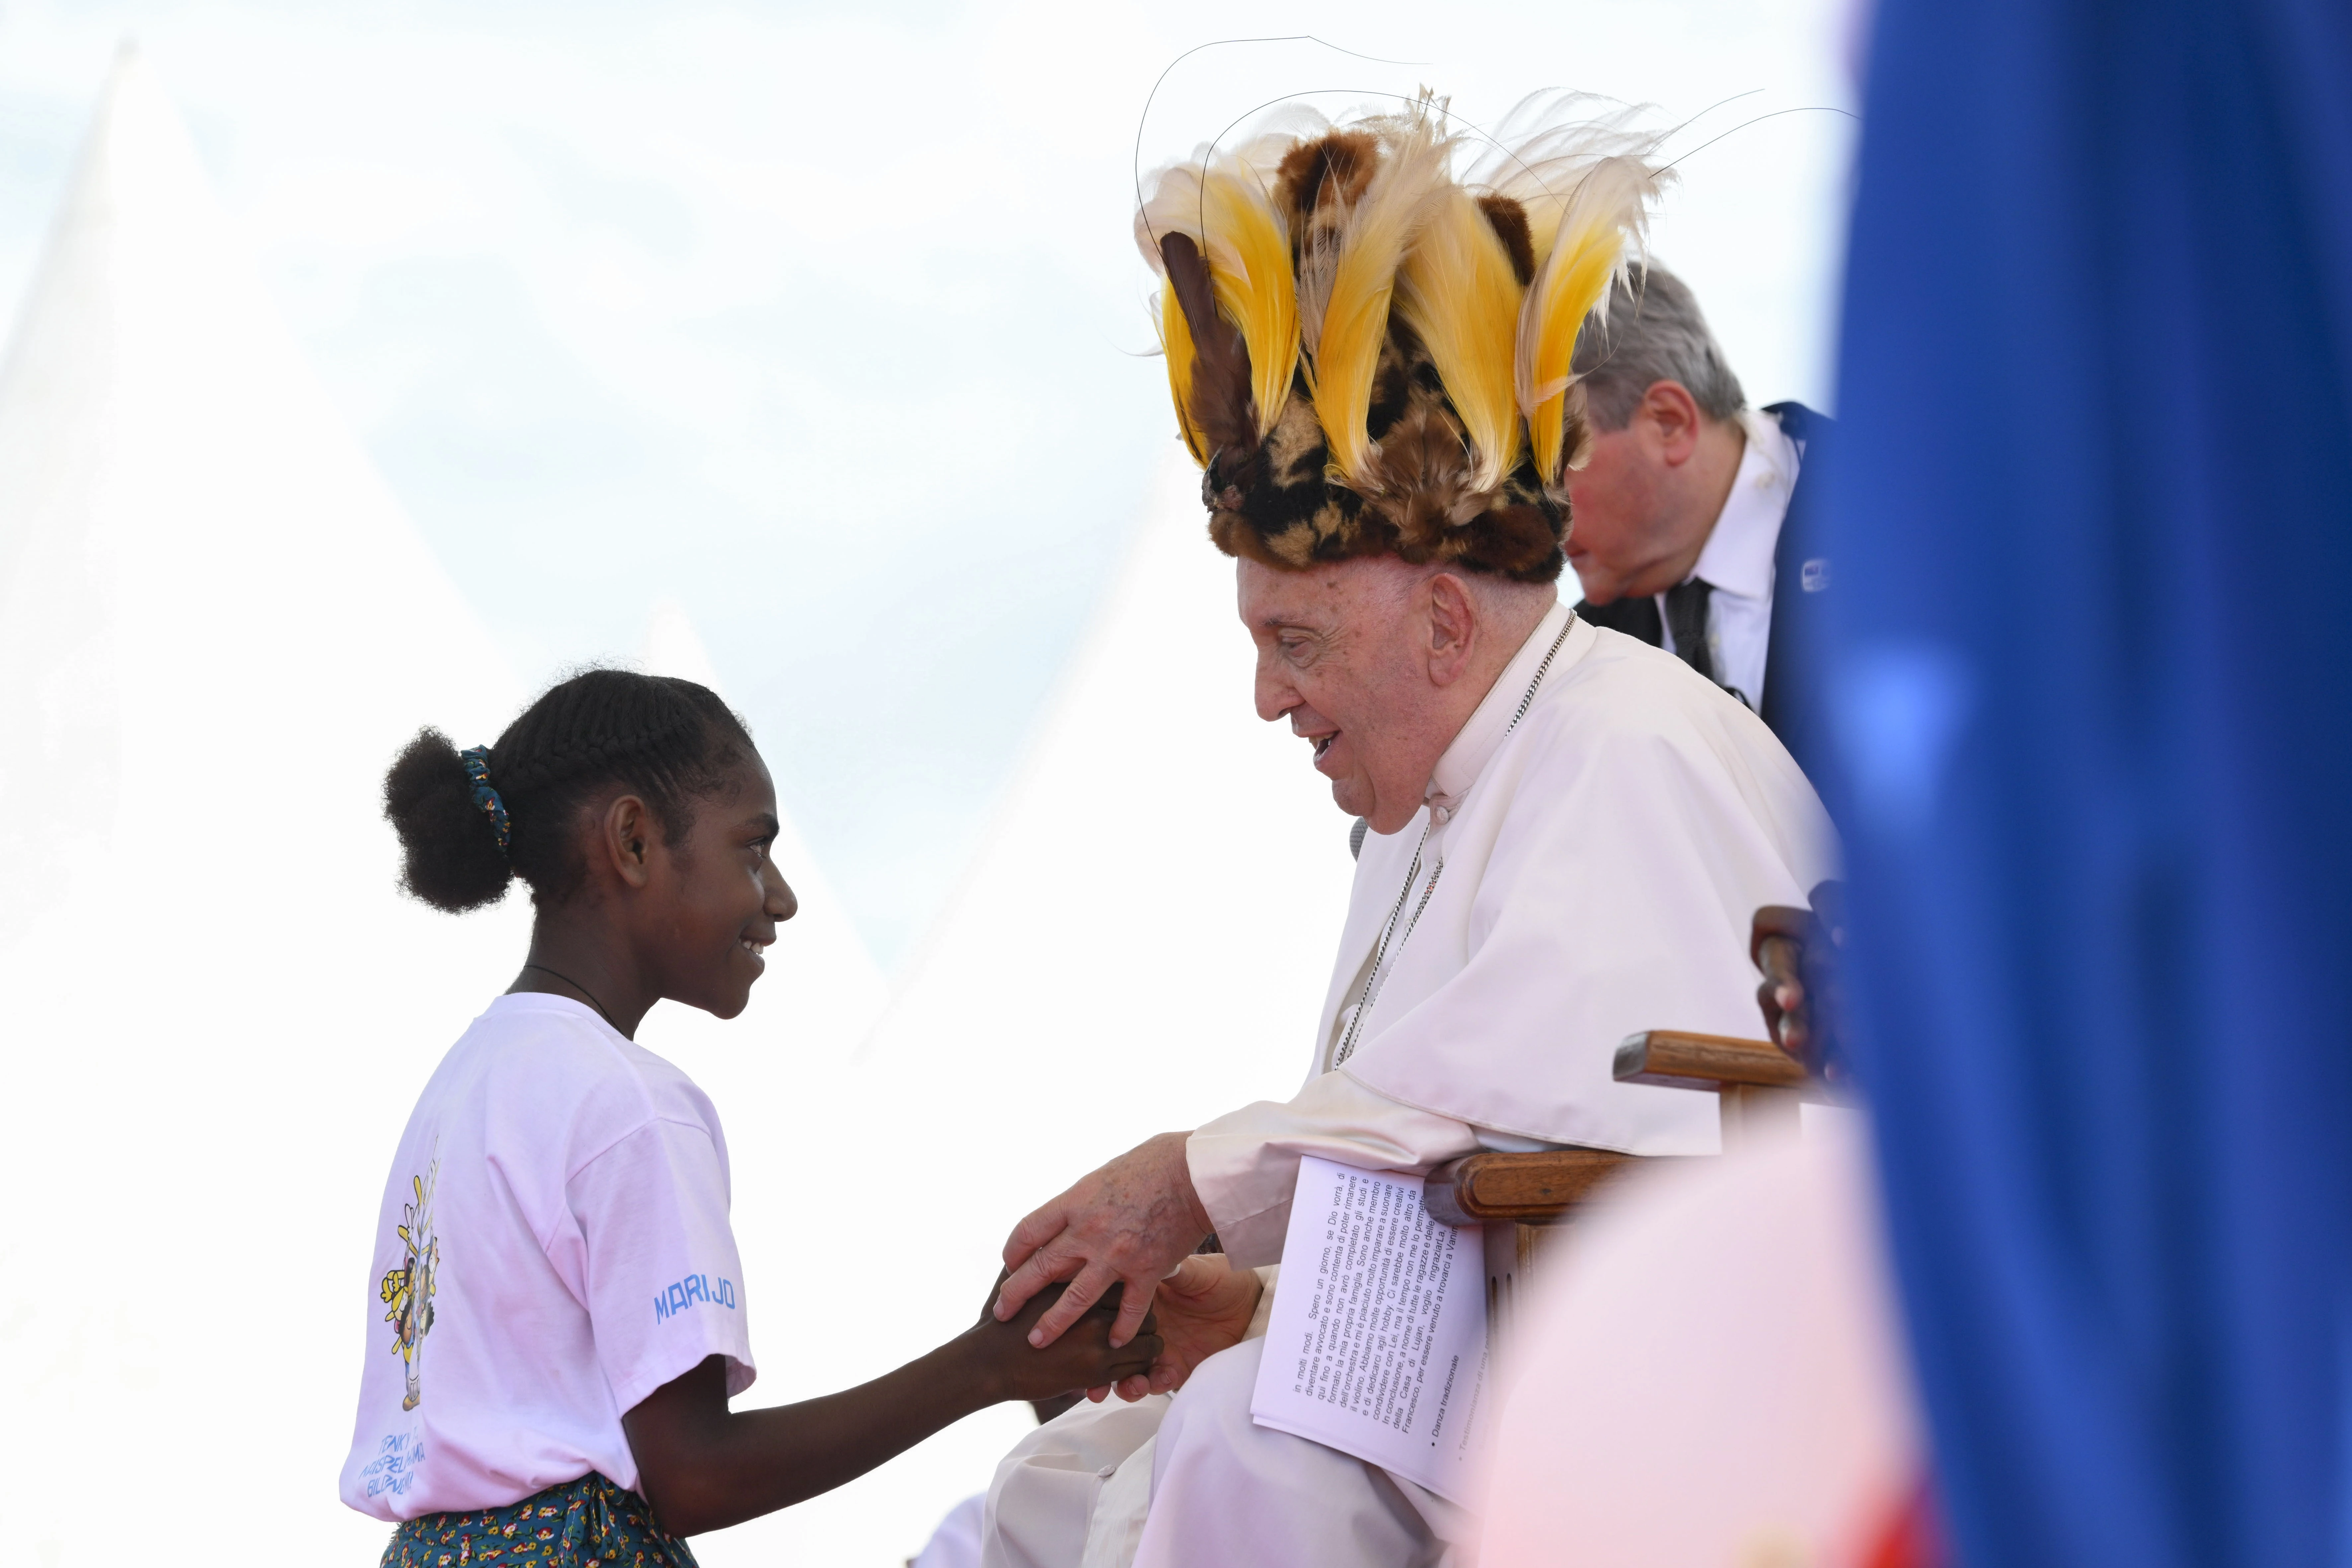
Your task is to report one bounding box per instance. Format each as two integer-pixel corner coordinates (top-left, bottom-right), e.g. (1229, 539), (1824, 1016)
(1822, 0), (2352, 1564)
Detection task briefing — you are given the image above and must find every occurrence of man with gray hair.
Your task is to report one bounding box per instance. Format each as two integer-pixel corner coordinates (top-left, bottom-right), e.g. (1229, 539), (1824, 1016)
(1566, 263), (1835, 775)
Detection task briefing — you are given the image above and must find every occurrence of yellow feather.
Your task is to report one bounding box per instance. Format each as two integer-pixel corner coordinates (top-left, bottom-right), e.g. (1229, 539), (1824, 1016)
(1199, 167), (1299, 442)
(1311, 115), (1452, 489)
(1136, 156), (1299, 444)
(1396, 187), (1526, 492)
(1158, 275), (1207, 465)
(1519, 214), (1618, 485)
(1312, 256), (1394, 488)
(1516, 156), (1655, 486)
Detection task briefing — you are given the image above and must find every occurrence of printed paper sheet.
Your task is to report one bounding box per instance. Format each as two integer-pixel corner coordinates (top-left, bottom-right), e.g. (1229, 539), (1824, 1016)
(1248, 1155), (1489, 1501)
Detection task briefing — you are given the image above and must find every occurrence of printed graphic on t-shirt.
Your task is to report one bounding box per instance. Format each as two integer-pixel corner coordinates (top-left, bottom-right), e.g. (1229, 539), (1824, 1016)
(653, 1271), (739, 1324)
(379, 1152), (441, 1411)
(355, 1429), (425, 1503)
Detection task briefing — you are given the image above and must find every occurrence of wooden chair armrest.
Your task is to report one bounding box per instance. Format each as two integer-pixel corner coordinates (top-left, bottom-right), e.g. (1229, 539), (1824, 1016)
(1613, 1029), (1808, 1091)
(1422, 1148), (1641, 1227)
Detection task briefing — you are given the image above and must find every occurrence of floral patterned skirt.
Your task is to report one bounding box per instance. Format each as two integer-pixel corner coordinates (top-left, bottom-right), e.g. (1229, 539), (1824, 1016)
(382, 1471), (698, 1567)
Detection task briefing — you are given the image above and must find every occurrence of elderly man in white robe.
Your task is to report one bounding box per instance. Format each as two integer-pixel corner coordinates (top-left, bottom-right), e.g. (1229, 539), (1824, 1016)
(978, 100), (1837, 1568)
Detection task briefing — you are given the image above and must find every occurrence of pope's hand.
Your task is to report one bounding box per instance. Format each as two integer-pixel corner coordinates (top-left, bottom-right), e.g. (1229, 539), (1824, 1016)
(1105, 1253), (1263, 1401)
(995, 1131), (1210, 1353)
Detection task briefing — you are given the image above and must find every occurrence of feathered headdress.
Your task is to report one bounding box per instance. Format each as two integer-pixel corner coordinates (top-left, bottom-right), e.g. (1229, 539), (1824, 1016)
(1137, 92), (1668, 581)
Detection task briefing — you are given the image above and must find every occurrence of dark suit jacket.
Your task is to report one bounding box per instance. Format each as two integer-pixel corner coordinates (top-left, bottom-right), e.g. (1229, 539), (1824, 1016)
(1573, 401), (1834, 779)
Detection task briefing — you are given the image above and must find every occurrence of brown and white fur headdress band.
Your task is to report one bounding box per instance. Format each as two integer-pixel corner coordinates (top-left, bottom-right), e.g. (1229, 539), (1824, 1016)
(1137, 92), (1668, 583)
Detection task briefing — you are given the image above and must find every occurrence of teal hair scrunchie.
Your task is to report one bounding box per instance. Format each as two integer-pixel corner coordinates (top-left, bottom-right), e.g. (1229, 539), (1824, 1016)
(458, 745), (511, 856)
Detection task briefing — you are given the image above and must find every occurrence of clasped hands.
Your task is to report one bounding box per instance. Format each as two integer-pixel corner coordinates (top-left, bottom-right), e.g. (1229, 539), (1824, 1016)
(991, 1131), (1263, 1402)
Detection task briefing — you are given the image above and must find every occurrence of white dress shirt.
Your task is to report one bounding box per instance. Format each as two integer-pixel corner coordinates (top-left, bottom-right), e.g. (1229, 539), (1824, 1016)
(1187, 600), (1837, 1266)
(1657, 406), (1802, 710)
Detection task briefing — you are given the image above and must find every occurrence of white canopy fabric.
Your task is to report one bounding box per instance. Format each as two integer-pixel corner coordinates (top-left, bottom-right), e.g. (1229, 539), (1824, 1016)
(0, 51), (909, 1565)
(0, 47), (534, 1564)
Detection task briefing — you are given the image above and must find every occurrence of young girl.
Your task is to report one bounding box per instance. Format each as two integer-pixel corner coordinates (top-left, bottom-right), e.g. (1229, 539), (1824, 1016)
(341, 670), (1156, 1565)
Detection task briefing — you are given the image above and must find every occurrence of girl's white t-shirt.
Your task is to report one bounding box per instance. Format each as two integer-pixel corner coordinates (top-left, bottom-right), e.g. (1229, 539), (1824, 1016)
(340, 993), (756, 1521)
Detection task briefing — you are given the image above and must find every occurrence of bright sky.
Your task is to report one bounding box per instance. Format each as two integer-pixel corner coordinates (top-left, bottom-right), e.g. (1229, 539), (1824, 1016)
(0, 1), (1855, 970)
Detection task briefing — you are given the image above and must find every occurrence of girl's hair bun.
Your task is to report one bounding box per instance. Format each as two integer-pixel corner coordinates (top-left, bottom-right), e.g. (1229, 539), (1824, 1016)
(384, 726), (515, 912)
(384, 670), (753, 915)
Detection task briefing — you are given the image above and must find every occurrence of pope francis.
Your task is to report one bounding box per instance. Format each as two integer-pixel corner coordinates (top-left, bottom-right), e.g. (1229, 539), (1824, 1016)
(980, 95), (1837, 1568)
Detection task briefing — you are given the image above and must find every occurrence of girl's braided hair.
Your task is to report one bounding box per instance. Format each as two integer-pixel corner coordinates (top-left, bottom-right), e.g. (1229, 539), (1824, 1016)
(384, 669), (754, 913)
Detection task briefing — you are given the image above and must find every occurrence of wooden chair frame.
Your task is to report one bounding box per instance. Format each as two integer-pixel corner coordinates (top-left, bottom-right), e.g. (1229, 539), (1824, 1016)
(1423, 1026), (1823, 1337)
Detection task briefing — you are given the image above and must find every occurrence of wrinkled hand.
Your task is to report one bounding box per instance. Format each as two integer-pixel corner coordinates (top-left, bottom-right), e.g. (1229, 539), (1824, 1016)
(1104, 1253), (1262, 1402)
(995, 1131), (1210, 1352)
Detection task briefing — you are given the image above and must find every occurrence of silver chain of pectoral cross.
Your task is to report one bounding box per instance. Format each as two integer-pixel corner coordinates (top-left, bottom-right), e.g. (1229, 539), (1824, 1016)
(1331, 614), (1577, 1068)
(1332, 819), (1438, 1068)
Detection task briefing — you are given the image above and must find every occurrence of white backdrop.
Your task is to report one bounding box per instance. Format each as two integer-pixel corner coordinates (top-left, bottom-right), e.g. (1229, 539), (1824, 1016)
(0, 51), (533, 1565)
(0, 0), (1861, 969)
(0, 5), (1857, 1562)
(0, 57), (878, 1567)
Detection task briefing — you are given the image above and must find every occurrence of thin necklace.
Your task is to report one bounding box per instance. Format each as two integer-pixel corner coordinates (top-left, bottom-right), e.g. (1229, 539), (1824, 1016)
(520, 962), (620, 1032)
(1331, 614), (1577, 1069)
(1332, 818), (1439, 1068)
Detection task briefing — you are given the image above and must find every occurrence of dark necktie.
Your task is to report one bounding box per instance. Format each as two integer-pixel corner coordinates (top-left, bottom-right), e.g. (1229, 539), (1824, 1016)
(1663, 576), (1715, 681)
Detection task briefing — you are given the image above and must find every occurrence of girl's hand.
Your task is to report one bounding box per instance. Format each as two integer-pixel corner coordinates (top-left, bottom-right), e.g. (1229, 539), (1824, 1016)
(621, 1290), (1161, 1539)
(966, 1281), (1163, 1404)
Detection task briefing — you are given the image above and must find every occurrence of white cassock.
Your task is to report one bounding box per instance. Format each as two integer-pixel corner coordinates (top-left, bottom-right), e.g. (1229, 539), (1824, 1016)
(983, 600), (1837, 1568)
